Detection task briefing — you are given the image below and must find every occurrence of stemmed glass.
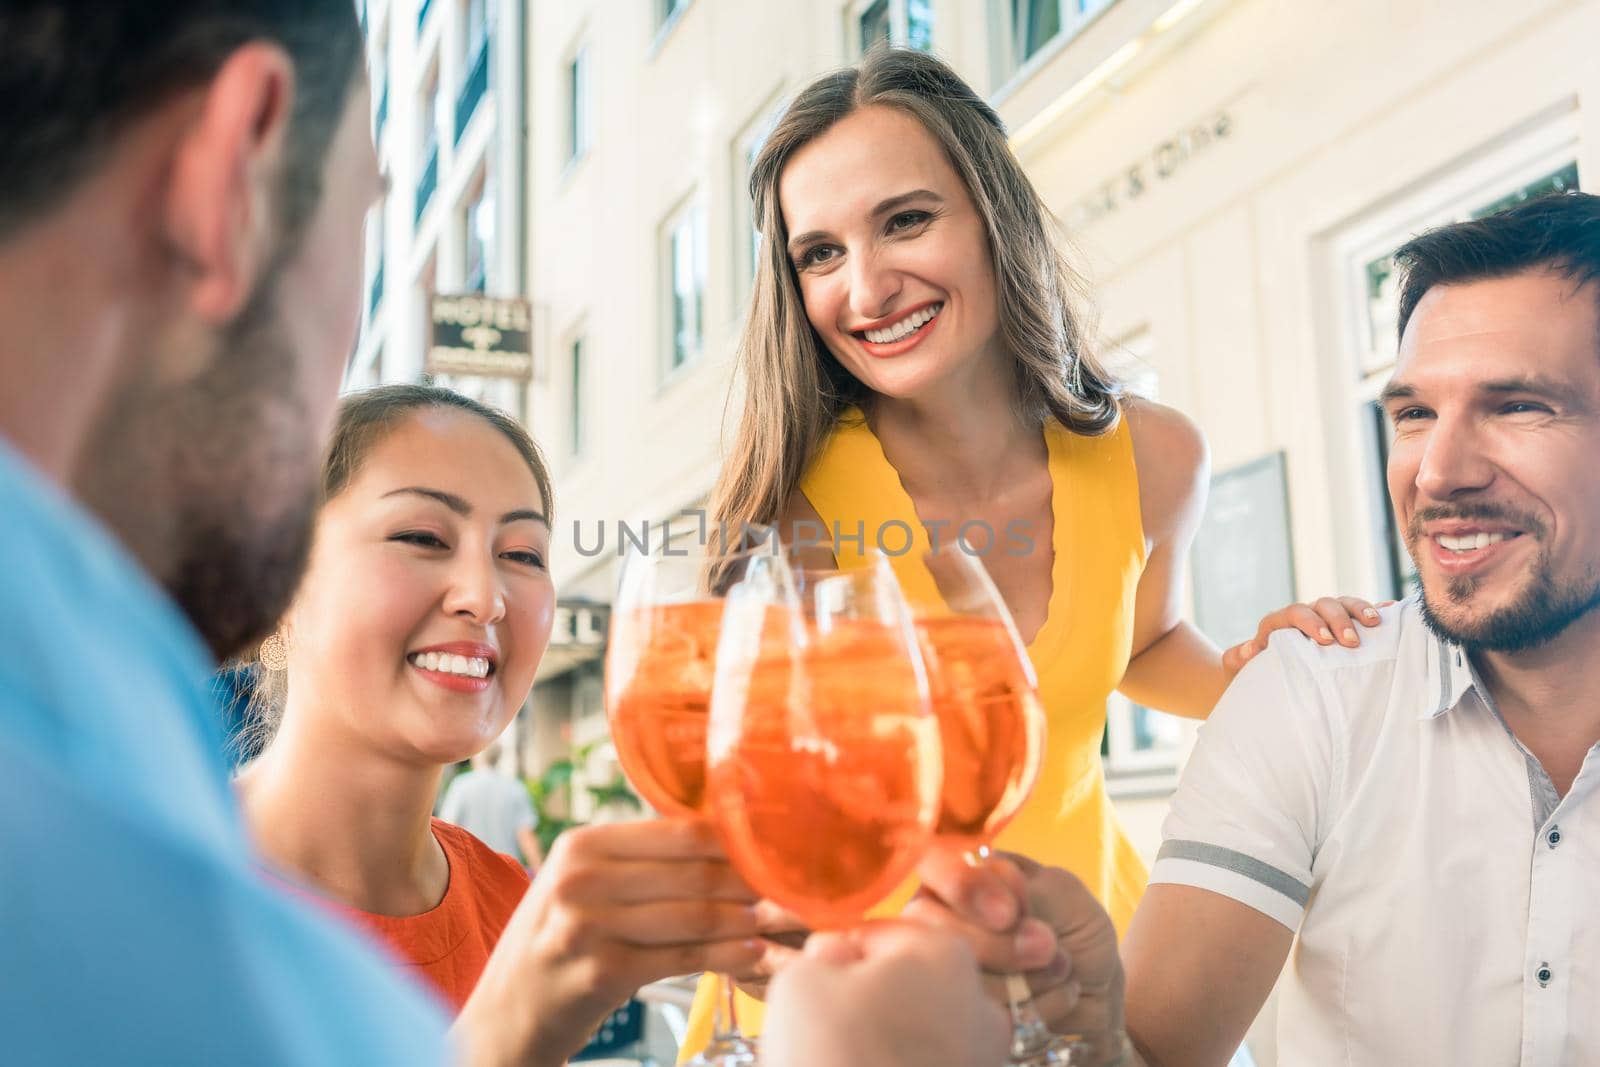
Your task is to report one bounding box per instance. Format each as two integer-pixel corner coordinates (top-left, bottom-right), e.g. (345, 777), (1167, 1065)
(914, 542), (1078, 1066)
(603, 523), (779, 1067)
(705, 553), (944, 931)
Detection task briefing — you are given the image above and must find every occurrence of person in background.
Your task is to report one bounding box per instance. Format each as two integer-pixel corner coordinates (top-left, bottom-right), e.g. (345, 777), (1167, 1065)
(439, 737), (543, 871)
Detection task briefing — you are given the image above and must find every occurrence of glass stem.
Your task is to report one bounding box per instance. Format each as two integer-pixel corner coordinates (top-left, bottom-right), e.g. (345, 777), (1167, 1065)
(710, 971), (741, 1041)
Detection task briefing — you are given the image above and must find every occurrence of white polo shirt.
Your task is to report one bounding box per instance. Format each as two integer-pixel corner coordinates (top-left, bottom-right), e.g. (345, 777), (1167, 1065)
(1151, 599), (1600, 1067)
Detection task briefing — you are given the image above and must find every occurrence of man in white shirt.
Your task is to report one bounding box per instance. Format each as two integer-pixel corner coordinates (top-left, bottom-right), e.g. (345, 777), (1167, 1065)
(439, 739), (542, 867)
(909, 192), (1600, 1067)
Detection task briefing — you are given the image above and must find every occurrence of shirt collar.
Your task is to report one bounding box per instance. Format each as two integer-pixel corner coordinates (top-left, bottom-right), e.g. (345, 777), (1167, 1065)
(1418, 608), (1478, 721)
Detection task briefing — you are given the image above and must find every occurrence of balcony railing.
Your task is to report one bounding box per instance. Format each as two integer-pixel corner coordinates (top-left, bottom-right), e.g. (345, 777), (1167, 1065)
(455, 38), (490, 144)
(415, 140), (438, 225)
(368, 261), (384, 320)
(417, 0), (433, 33)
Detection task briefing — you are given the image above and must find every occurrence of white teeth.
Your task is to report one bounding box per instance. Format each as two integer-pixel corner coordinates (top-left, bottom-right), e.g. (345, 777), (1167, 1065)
(1437, 532), (1510, 552)
(864, 303), (941, 344)
(409, 652), (491, 678)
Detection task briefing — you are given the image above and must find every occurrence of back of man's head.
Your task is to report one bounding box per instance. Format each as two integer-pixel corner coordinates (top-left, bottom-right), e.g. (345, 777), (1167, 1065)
(1, 1), (361, 247)
(1393, 191), (1600, 348)
(0, 2), (369, 661)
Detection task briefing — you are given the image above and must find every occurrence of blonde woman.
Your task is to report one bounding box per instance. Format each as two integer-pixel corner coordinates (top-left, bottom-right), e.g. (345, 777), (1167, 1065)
(685, 47), (1379, 1052)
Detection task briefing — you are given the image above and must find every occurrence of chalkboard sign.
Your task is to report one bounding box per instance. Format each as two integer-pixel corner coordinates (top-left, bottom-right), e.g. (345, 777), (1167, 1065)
(1190, 452), (1297, 649)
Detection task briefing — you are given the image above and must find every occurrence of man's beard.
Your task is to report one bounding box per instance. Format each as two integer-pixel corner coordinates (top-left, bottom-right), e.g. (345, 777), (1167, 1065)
(79, 272), (321, 661)
(1409, 503), (1600, 654)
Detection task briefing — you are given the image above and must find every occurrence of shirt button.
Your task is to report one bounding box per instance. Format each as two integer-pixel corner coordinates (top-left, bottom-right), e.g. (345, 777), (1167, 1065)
(1547, 827), (1563, 847)
(1537, 964), (1553, 987)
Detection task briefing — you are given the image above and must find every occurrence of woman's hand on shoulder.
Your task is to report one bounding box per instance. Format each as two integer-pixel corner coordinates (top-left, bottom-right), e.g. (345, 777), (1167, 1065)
(1222, 596), (1396, 675)
(457, 818), (763, 1067)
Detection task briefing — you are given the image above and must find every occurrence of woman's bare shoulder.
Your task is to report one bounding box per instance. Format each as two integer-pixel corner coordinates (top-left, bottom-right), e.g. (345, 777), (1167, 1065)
(1121, 397), (1210, 540)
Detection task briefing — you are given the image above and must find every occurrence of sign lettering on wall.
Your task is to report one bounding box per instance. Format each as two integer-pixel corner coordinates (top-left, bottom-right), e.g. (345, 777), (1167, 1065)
(1066, 111), (1234, 229)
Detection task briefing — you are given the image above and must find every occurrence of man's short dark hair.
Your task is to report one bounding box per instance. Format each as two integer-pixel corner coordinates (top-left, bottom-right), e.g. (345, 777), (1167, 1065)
(0, 1), (363, 244)
(1393, 191), (1600, 346)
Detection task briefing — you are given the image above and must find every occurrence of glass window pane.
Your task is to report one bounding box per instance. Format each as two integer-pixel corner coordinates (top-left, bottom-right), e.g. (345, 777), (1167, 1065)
(570, 339), (584, 456)
(1470, 161), (1581, 219)
(567, 53), (585, 160)
(667, 207), (705, 370)
(1013, 0), (1061, 62)
(858, 0), (890, 54)
(906, 0), (934, 50)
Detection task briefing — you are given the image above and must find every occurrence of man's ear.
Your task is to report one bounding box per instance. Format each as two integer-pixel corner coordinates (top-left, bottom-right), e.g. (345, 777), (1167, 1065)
(163, 43), (295, 325)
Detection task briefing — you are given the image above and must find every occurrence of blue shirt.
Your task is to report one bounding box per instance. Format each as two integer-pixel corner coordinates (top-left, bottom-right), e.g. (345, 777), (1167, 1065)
(0, 441), (452, 1064)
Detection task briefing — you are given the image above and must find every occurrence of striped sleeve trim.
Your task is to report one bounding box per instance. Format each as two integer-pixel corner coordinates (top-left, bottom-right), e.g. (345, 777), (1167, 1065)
(1150, 840), (1310, 931)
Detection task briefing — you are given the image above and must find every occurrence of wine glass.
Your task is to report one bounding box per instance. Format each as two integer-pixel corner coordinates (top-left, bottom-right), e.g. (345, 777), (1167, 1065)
(603, 522), (779, 1067)
(915, 542), (1079, 1067)
(706, 553), (943, 931)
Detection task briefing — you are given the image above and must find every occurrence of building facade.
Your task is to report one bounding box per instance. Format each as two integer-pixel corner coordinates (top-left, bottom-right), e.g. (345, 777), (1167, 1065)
(353, 0), (530, 416)
(357, 0), (1598, 882)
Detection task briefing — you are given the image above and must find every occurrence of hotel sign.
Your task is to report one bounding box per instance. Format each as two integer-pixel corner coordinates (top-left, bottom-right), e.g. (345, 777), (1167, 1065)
(428, 294), (534, 380)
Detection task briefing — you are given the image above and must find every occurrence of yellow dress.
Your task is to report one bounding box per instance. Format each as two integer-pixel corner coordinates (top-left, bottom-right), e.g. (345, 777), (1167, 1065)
(680, 408), (1149, 1058)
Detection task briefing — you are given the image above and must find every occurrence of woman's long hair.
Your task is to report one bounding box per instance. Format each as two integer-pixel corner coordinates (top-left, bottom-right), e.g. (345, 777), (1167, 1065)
(708, 47), (1120, 541)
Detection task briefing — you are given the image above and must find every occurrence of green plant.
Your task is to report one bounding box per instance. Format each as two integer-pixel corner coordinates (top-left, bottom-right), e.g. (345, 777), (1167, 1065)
(524, 740), (641, 854)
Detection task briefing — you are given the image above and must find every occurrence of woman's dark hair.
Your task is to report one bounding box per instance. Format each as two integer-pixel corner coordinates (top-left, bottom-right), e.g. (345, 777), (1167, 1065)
(321, 384), (554, 519)
(1394, 192), (1600, 347)
(0, 1), (363, 244)
(237, 384), (553, 761)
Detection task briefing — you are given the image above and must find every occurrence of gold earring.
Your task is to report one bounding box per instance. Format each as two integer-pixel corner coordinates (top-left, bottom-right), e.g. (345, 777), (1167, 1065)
(258, 632), (289, 672)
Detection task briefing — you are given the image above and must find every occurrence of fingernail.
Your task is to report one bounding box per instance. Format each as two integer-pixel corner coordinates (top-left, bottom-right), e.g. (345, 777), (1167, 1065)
(1013, 920), (1055, 967)
(1342, 628), (1357, 645)
(1364, 608), (1379, 620)
(1318, 627), (1333, 642)
(978, 887), (1018, 929)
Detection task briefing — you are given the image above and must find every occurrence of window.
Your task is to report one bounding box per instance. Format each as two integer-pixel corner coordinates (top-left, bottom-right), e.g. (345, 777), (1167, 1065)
(455, 0), (490, 143)
(416, 71), (442, 223)
(733, 98), (782, 305)
(464, 0), (487, 54)
(853, 0), (933, 55)
(463, 170), (492, 293)
(366, 196), (386, 321)
(566, 48), (589, 165)
(1330, 116), (1581, 599)
(569, 337), (586, 457)
(659, 0), (689, 28)
(371, 33), (390, 145)
(1095, 329), (1192, 791)
(1003, 0), (1116, 75)
(662, 199), (707, 374)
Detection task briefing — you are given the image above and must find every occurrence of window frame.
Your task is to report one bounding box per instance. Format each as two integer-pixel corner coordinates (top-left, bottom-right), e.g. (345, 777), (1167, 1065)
(848, 0), (934, 56)
(461, 165), (492, 294)
(564, 45), (590, 169)
(731, 89), (785, 311)
(992, 0), (1118, 89)
(659, 194), (708, 382)
(569, 335), (586, 459)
